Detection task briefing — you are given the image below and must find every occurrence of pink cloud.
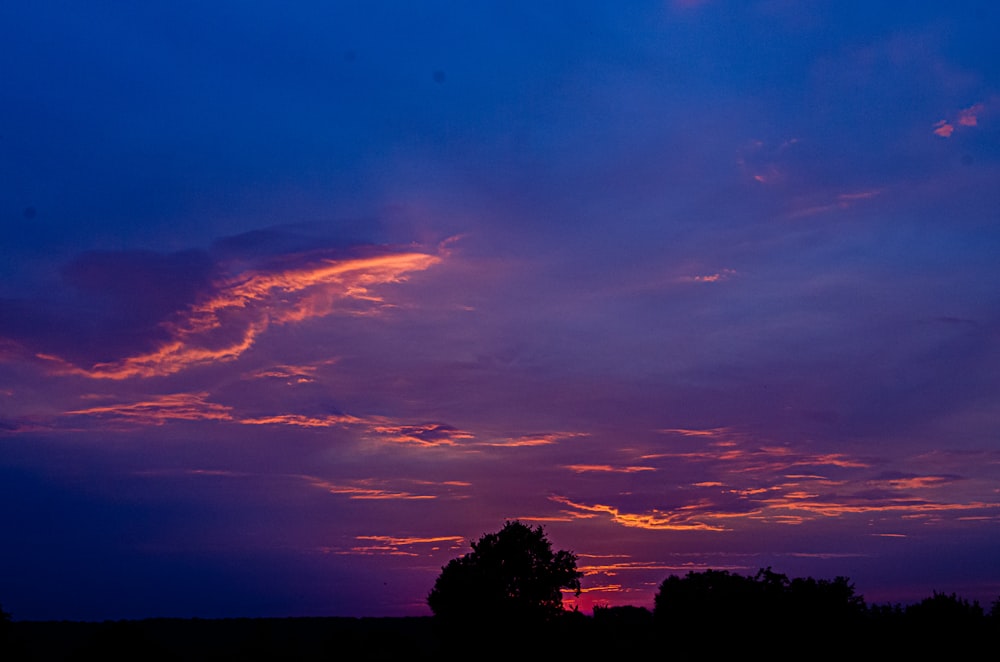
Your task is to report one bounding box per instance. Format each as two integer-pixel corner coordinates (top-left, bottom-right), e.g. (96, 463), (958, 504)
(957, 103), (984, 126)
(934, 102), (986, 137)
(934, 120), (955, 137)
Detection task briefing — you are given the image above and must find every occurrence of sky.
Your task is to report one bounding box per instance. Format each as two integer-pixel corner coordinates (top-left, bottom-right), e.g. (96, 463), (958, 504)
(2, 1), (999, 620)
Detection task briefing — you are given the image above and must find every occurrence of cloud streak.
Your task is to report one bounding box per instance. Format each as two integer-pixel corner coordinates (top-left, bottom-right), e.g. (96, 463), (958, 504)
(43, 250), (441, 380)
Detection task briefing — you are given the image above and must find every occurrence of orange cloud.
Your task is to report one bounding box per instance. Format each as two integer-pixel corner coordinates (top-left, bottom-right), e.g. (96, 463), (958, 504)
(346, 534), (467, 556)
(758, 494), (998, 519)
(246, 362), (334, 384)
(368, 421), (475, 447)
(356, 535), (464, 548)
(563, 464), (656, 474)
(240, 413), (365, 428)
(50, 251), (440, 379)
(65, 392), (234, 426)
(62, 391), (476, 452)
(659, 427), (734, 438)
(551, 495), (727, 532)
(870, 474), (958, 490)
(300, 475), (438, 500)
(483, 431), (589, 447)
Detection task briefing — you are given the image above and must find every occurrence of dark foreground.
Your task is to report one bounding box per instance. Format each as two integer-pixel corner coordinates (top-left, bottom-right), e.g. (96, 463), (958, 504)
(7, 617), (442, 661)
(5, 608), (999, 662)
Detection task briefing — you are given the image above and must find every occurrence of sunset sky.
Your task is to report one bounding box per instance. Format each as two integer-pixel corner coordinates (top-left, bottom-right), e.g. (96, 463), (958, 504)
(2, 1), (999, 620)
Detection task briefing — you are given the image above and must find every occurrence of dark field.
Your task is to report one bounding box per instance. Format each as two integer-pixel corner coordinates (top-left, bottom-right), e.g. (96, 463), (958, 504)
(8, 617), (442, 661)
(5, 605), (999, 662)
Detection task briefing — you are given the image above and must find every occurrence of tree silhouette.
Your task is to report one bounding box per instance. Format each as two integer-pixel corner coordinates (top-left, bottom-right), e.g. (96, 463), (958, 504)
(427, 520), (581, 625)
(653, 568), (866, 660)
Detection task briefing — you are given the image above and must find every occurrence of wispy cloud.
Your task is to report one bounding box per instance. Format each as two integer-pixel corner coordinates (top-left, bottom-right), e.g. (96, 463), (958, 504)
(481, 431), (589, 448)
(368, 422), (474, 447)
(787, 189), (883, 219)
(551, 495), (728, 531)
(677, 269), (737, 284)
(44, 250), (440, 380)
(61, 391), (476, 449)
(300, 476), (439, 501)
(65, 392), (234, 426)
(245, 362), (335, 384)
(344, 535), (466, 556)
(240, 413), (364, 428)
(563, 464), (656, 474)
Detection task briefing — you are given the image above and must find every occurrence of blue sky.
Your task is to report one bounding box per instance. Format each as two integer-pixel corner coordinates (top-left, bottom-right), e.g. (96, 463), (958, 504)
(2, 1), (999, 619)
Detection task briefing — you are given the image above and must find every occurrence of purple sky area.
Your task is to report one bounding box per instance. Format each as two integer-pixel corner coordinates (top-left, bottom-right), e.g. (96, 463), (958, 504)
(2, 1), (1000, 620)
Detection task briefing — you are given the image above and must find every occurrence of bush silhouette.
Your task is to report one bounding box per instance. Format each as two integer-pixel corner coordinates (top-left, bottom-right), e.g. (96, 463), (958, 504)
(427, 520), (581, 626)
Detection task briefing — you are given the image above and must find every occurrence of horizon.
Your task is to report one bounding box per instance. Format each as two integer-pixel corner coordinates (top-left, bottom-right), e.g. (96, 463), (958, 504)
(2, 1), (999, 621)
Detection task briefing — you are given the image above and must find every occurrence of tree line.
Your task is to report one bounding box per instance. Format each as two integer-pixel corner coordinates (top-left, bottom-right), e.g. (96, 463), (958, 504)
(2, 520), (997, 659)
(428, 520), (1000, 658)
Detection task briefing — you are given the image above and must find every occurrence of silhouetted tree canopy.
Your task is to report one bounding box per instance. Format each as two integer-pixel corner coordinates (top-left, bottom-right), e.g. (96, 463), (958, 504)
(427, 520), (581, 625)
(653, 568), (866, 659)
(905, 591), (984, 627)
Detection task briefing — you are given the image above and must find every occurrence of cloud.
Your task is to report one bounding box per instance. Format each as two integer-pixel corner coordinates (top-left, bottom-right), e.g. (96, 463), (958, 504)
(867, 472), (962, 490)
(44, 249), (441, 380)
(299, 476), (439, 500)
(677, 269), (737, 283)
(482, 431), (589, 447)
(933, 120), (955, 138)
(61, 392), (475, 450)
(345, 535), (466, 557)
(245, 362), (333, 384)
(65, 392), (234, 426)
(563, 464), (656, 474)
(239, 413), (364, 428)
(787, 188), (883, 219)
(368, 422), (474, 447)
(934, 102), (987, 137)
(551, 495), (728, 531)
